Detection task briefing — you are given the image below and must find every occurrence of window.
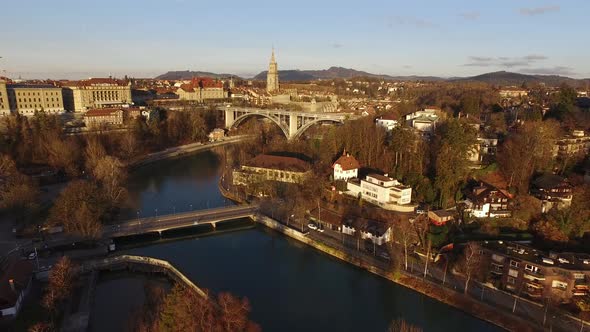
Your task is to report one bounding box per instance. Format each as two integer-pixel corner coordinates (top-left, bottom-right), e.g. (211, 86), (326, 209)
(510, 260), (519, 268)
(525, 264), (539, 273)
(508, 269), (519, 278)
(552, 280), (567, 290)
(507, 276), (516, 284)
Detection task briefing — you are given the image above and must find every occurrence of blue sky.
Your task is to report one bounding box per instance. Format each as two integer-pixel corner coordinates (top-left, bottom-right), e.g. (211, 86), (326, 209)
(1, 0), (589, 79)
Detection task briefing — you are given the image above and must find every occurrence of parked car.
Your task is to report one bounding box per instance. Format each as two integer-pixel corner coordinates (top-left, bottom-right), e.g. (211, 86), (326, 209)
(307, 223), (318, 230)
(27, 252), (37, 260)
(317, 227), (324, 233)
(378, 252), (391, 260)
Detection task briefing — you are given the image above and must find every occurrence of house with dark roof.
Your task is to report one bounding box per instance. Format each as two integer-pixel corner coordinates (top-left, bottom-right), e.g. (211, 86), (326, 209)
(232, 154), (311, 186)
(531, 174), (573, 213)
(375, 113), (399, 131)
(332, 151), (360, 181)
(308, 207), (392, 245)
(464, 182), (513, 218)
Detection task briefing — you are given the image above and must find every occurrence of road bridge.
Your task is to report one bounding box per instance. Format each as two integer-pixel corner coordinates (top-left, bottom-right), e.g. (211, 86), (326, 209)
(223, 106), (353, 139)
(103, 204), (258, 238)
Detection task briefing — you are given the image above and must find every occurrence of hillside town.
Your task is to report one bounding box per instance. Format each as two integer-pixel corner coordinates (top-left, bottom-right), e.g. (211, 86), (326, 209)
(2, 22), (590, 332)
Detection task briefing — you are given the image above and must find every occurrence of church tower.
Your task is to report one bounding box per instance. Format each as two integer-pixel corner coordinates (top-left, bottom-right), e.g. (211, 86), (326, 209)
(266, 48), (279, 93)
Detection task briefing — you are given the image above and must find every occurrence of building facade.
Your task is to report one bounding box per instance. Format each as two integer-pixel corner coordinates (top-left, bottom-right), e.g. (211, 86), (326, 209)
(62, 78), (132, 112)
(3, 83), (64, 116)
(531, 174), (573, 213)
(554, 130), (590, 159)
(347, 174), (412, 211)
(84, 108), (124, 128)
(266, 49), (279, 93)
(332, 152), (360, 181)
(233, 154), (311, 187)
(483, 242), (590, 304)
(464, 182), (512, 218)
(0, 80), (9, 116)
(176, 77), (227, 102)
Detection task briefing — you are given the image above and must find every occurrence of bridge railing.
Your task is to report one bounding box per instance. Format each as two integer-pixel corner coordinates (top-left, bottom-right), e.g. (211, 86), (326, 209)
(80, 254), (207, 298)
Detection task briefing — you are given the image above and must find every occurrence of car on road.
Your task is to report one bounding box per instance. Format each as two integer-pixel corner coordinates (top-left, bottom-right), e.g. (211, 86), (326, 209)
(378, 252), (391, 260)
(308, 223), (318, 230)
(317, 227), (324, 233)
(27, 252), (37, 260)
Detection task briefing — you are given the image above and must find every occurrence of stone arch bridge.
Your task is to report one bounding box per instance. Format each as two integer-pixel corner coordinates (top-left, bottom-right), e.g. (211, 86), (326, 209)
(223, 107), (353, 139)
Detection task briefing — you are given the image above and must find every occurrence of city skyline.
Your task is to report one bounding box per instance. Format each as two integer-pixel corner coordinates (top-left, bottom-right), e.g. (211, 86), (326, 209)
(2, 0), (589, 79)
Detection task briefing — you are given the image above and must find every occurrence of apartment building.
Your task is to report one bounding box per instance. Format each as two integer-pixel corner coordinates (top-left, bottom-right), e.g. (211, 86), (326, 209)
(483, 242), (590, 303)
(347, 174), (413, 211)
(61, 78), (132, 112)
(2, 82), (64, 116)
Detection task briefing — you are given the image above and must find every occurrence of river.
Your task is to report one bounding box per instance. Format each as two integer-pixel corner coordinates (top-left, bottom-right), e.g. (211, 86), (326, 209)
(91, 150), (501, 332)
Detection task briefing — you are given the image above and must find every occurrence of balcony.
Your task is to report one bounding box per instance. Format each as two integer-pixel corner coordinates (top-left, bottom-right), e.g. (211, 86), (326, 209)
(574, 284), (589, 296)
(524, 272), (545, 281)
(525, 282), (544, 299)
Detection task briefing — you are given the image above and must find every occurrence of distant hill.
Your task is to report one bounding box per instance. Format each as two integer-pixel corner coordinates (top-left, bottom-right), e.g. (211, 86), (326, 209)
(253, 66), (443, 82)
(156, 70), (238, 80)
(453, 71), (585, 87)
(155, 69), (588, 87)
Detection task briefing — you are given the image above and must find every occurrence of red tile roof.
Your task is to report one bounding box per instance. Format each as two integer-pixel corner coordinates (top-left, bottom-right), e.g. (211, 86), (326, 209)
(333, 153), (360, 171)
(85, 108), (124, 117)
(245, 154), (311, 172)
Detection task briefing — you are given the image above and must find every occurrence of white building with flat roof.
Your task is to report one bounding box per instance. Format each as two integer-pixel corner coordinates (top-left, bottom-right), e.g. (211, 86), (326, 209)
(346, 174), (413, 211)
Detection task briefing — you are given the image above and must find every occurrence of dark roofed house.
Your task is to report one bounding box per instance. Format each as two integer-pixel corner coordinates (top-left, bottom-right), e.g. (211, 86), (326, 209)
(0, 260), (33, 318)
(233, 154), (311, 187)
(464, 182), (512, 218)
(532, 174), (573, 213)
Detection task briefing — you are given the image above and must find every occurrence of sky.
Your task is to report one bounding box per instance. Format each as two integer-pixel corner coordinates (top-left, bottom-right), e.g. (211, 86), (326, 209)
(1, 0), (589, 79)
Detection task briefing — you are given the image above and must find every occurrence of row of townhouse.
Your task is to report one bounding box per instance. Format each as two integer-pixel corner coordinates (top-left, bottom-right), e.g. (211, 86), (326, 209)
(482, 241), (590, 304)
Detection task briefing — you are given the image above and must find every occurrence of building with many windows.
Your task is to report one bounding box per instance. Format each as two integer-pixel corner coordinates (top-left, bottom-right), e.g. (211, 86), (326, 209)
(4, 83), (64, 116)
(233, 154), (311, 186)
(61, 78), (132, 112)
(176, 77), (227, 102)
(84, 108), (124, 128)
(553, 130), (590, 159)
(483, 241), (590, 303)
(0, 79), (9, 116)
(346, 174), (413, 211)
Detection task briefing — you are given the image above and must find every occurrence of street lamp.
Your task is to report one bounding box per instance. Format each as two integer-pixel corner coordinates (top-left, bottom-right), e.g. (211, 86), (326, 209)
(190, 204), (193, 211)
(155, 208), (158, 218)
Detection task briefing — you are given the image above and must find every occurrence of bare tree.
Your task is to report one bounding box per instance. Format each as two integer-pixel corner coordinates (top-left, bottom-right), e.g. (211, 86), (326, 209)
(42, 257), (77, 313)
(388, 318), (423, 332)
(458, 242), (485, 294)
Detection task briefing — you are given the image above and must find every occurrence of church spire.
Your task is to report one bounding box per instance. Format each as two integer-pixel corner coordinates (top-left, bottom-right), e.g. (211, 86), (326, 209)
(266, 47), (279, 93)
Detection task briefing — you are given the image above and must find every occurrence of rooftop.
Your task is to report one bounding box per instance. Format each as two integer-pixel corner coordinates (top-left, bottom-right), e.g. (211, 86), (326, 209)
(245, 154), (311, 172)
(85, 108), (124, 117)
(333, 153), (360, 171)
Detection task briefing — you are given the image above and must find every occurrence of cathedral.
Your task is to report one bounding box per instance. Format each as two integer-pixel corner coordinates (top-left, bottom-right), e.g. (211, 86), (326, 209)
(266, 48), (279, 93)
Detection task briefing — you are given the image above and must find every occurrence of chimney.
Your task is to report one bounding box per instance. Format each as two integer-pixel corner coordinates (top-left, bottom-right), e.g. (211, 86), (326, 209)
(9, 279), (16, 293)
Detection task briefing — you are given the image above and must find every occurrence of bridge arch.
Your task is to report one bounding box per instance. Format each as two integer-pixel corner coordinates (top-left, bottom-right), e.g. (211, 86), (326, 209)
(231, 113), (290, 138)
(291, 118), (345, 139)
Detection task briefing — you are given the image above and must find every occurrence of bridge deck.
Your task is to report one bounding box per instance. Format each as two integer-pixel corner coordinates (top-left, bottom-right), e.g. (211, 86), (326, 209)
(104, 204), (258, 238)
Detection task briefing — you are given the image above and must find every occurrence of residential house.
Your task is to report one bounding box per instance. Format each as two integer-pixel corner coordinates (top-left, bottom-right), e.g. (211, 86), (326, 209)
(309, 207), (392, 246)
(483, 241), (590, 303)
(553, 130), (590, 159)
(0, 260), (33, 318)
(346, 174), (413, 211)
(375, 113), (399, 131)
(332, 152), (360, 181)
(428, 210), (455, 226)
(233, 154), (311, 186)
(531, 174), (573, 213)
(405, 108), (440, 133)
(208, 128), (225, 142)
(464, 182), (512, 218)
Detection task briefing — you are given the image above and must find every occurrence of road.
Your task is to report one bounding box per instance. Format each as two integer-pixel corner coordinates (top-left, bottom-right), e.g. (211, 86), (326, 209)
(103, 204), (258, 237)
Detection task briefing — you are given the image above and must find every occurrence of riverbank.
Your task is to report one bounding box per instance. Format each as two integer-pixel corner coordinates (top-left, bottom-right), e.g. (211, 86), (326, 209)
(128, 135), (250, 169)
(253, 214), (534, 332)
